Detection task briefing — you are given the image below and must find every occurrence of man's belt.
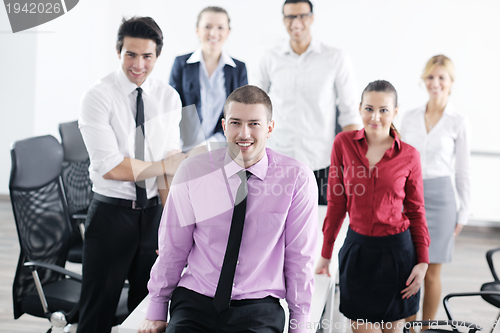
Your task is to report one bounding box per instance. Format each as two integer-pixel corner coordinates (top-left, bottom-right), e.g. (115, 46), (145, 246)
(93, 192), (160, 210)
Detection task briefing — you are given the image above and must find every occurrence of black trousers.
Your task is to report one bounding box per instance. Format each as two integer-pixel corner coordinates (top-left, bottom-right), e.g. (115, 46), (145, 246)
(77, 199), (162, 333)
(166, 287), (285, 333)
(313, 166), (329, 205)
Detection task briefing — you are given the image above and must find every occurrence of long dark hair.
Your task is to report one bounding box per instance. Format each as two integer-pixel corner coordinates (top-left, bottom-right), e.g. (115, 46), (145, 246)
(361, 80), (400, 139)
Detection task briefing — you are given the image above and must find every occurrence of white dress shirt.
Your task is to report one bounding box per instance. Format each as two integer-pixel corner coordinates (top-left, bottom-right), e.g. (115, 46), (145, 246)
(79, 68), (182, 200)
(254, 39), (362, 170)
(400, 103), (471, 225)
(187, 48), (235, 143)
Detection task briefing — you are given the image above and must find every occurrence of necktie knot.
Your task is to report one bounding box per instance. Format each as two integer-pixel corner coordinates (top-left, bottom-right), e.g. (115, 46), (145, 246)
(136, 87), (143, 95)
(234, 171), (251, 206)
(237, 170), (252, 182)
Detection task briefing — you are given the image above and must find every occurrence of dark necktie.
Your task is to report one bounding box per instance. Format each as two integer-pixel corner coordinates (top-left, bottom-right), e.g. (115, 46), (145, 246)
(135, 87), (148, 208)
(213, 170), (252, 313)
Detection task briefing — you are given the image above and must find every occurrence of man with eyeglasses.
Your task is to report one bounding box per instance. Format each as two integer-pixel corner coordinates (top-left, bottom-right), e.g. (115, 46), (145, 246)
(255, 0), (361, 205)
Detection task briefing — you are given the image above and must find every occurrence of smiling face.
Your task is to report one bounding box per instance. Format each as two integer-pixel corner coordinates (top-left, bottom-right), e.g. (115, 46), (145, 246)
(424, 65), (454, 100)
(222, 102), (274, 168)
(283, 2), (314, 44)
(360, 91), (398, 138)
(118, 36), (158, 86)
(196, 11), (230, 54)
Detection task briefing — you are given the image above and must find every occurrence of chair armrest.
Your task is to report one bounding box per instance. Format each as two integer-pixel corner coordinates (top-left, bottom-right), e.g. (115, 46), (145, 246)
(404, 320), (482, 333)
(24, 261), (82, 281)
(24, 261), (82, 325)
(486, 247), (500, 281)
(71, 214), (86, 240)
(72, 213), (87, 221)
(443, 291), (500, 322)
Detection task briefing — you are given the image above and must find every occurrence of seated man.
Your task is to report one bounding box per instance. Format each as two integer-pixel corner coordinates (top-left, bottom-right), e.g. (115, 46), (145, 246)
(139, 85), (318, 333)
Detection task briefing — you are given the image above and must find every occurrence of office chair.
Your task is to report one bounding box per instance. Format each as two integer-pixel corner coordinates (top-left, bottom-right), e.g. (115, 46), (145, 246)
(405, 247), (500, 333)
(59, 120), (92, 263)
(481, 247), (500, 333)
(10, 135), (128, 332)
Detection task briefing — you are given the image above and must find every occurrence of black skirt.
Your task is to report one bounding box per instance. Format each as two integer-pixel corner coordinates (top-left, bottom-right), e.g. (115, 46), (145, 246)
(338, 227), (420, 323)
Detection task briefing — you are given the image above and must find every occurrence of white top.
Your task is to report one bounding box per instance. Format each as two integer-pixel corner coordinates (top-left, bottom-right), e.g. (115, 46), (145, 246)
(253, 39), (362, 170)
(400, 103), (471, 225)
(79, 68), (182, 200)
(187, 48), (235, 143)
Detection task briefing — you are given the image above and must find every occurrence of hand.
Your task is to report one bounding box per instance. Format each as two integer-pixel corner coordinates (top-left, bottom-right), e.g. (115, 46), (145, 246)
(401, 262), (428, 299)
(315, 256), (331, 277)
(138, 319), (167, 333)
(454, 224), (464, 237)
(162, 150), (186, 175)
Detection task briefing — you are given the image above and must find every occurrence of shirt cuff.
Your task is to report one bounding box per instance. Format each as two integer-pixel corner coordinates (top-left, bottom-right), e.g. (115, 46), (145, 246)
(145, 298), (169, 322)
(289, 313), (311, 333)
(321, 241), (334, 260)
(338, 114), (363, 129)
(95, 155), (124, 177)
(416, 245), (429, 264)
(457, 209), (469, 226)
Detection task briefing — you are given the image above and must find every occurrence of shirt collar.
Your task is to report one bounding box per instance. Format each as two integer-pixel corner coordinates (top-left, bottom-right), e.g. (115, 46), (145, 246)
(442, 102), (456, 116)
(421, 101), (455, 116)
(223, 149), (268, 181)
(353, 128), (401, 151)
(116, 67), (151, 97)
(187, 48), (236, 68)
(281, 38), (321, 55)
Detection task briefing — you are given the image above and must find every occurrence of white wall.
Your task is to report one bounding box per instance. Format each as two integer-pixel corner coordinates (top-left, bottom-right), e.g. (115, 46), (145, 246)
(1, 0), (499, 220)
(0, 9), (37, 193)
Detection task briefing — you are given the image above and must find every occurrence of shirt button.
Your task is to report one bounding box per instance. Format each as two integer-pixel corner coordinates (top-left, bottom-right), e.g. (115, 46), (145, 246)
(233, 283), (235, 286)
(237, 260), (240, 265)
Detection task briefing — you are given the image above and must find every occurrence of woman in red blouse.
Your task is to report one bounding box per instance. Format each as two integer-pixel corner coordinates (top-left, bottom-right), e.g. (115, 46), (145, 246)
(316, 80), (430, 332)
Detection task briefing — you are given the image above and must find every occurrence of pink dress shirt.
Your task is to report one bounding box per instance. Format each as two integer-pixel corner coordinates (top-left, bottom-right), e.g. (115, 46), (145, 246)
(146, 147), (318, 332)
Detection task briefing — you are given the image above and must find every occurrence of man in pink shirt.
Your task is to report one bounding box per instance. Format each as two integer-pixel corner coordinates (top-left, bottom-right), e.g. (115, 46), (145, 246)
(138, 85), (318, 333)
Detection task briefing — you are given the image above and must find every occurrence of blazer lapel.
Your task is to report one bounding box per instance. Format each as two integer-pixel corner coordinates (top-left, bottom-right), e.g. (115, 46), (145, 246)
(223, 65), (232, 98)
(186, 62), (201, 102)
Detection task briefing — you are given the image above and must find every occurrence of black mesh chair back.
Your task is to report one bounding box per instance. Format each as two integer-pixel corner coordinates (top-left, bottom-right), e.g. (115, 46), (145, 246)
(9, 135), (77, 320)
(59, 120), (92, 263)
(59, 120), (92, 217)
(480, 247), (500, 333)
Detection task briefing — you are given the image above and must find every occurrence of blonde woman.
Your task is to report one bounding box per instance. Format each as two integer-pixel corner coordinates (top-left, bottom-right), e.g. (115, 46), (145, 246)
(401, 55), (471, 326)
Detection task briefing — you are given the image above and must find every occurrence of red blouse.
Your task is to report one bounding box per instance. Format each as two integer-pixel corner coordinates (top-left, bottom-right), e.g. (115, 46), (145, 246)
(321, 129), (430, 263)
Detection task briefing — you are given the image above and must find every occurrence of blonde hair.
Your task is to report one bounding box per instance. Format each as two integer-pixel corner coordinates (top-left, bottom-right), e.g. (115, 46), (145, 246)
(421, 55), (455, 82)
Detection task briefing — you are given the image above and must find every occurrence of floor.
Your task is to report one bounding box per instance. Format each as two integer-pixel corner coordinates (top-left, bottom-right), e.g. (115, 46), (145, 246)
(1, 197), (500, 333)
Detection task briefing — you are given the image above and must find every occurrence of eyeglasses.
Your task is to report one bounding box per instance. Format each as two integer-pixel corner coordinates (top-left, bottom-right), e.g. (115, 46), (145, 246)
(283, 12), (312, 23)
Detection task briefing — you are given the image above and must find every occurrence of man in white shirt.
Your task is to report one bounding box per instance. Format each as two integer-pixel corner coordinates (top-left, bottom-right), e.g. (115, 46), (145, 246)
(77, 17), (185, 333)
(254, 0), (361, 204)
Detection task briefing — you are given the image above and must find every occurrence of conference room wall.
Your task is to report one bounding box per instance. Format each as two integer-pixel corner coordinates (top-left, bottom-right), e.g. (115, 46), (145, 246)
(0, 0), (499, 220)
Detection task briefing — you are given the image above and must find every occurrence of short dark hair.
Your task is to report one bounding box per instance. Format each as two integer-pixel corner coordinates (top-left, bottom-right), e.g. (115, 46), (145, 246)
(196, 6), (230, 28)
(224, 85), (273, 122)
(283, 0), (313, 13)
(116, 17), (163, 57)
(361, 80), (400, 138)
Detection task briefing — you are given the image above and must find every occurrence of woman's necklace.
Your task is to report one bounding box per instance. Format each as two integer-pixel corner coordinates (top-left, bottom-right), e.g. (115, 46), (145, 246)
(424, 108), (444, 133)
(424, 113), (435, 131)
